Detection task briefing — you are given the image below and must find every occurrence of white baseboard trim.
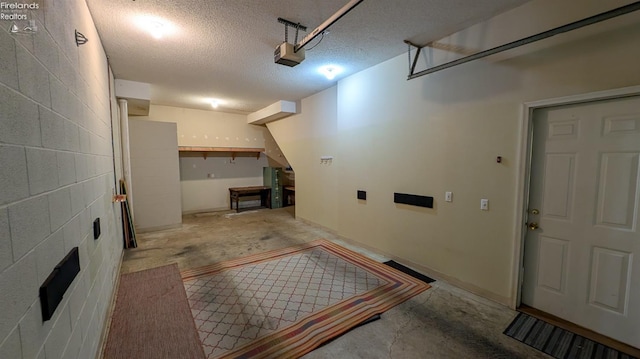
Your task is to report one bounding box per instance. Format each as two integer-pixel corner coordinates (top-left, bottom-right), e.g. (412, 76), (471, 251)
(297, 216), (340, 236)
(182, 207), (230, 215)
(297, 216), (511, 307)
(135, 223), (182, 233)
(336, 235), (510, 306)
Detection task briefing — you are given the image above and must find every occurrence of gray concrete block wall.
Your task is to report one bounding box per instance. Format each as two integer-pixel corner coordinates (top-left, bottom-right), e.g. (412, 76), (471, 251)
(0, 85), (41, 146)
(0, 327), (21, 359)
(0, 208), (11, 272)
(0, 145), (29, 204)
(0, 1), (123, 359)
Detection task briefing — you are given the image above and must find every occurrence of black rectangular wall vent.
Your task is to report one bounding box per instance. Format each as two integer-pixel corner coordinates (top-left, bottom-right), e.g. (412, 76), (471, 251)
(394, 193), (434, 208)
(39, 247), (80, 321)
(357, 190), (367, 200)
(93, 218), (100, 240)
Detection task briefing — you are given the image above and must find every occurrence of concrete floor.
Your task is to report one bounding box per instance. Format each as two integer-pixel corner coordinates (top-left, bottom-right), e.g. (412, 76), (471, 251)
(121, 208), (549, 359)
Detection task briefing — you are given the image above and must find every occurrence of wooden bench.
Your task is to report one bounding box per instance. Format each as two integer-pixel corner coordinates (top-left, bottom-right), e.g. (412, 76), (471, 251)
(228, 186), (271, 212)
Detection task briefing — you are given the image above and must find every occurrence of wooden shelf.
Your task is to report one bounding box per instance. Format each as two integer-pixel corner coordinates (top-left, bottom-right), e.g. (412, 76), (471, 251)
(178, 146), (265, 160)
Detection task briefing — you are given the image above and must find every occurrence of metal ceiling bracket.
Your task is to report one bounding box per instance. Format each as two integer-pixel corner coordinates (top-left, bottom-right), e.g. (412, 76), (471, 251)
(404, 40), (423, 77)
(277, 18), (307, 44)
(294, 0), (364, 53)
(277, 18), (307, 32)
(406, 1), (640, 80)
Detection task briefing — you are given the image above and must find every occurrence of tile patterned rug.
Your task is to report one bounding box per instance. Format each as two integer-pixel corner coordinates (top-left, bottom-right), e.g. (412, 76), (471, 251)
(181, 239), (430, 359)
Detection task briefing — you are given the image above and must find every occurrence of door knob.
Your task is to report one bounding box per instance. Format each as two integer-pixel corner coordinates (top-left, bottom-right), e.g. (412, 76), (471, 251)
(527, 222), (539, 230)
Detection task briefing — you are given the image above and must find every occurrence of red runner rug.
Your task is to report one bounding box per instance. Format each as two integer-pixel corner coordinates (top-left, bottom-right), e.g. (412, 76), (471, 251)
(181, 239), (430, 358)
(103, 264), (206, 359)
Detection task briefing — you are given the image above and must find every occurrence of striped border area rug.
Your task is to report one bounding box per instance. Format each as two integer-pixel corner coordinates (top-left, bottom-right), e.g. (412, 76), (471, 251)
(181, 239), (430, 359)
(504, 312), (638, 359)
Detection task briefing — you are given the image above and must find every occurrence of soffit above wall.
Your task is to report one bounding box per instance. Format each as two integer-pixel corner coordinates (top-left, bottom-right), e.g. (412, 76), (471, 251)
(115, 79), (151, 116)
(248, 101), (297, 125)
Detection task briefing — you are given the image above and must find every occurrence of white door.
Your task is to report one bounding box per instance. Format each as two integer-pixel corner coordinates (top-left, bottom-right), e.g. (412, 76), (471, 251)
(522, 95), (640, 348)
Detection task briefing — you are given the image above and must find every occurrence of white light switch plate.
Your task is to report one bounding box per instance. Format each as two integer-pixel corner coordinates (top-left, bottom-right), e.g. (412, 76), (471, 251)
(481, 199), (489, 210)
(445, 192), (452, 202)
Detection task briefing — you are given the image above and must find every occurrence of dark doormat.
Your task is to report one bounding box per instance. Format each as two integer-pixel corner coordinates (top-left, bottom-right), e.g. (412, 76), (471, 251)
(383, 260), (435, 283)
(504, 312), (638, 359)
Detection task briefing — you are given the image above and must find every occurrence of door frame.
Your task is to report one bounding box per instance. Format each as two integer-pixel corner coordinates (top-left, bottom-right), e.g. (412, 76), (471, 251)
(510, 85), (640, 309)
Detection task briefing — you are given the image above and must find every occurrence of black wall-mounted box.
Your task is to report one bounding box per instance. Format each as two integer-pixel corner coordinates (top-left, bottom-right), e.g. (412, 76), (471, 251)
(357, 190), (367, 200)
(394, 193), (434, 208)
(93, 218), (100, 240)
(39, 247), (80, 321)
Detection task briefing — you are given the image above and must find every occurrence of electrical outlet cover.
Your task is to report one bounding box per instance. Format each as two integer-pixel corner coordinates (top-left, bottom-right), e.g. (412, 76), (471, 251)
(445, 192), (452, 202)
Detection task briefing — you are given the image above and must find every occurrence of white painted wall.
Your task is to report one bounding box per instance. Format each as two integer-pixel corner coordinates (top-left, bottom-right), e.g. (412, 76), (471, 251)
(0, 1), (123, 358)
(141, 105), (268, 147)
(129, 119), (182, 231)
(140, 105), (288, 213)
(180, 155), (268, 212)
(266, 0), (640, 305)
(266, 86), (338, 229)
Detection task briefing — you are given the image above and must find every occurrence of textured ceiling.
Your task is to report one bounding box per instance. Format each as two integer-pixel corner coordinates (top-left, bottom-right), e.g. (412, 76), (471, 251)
(86, 0), (530, 114)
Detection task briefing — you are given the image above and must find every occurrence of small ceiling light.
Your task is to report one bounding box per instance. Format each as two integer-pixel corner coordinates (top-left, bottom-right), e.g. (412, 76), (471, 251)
(319, 65), (343, 80)
(135, 16), (176, 39)
(209, 99), (225, 109)
(149, 21), (164, 39)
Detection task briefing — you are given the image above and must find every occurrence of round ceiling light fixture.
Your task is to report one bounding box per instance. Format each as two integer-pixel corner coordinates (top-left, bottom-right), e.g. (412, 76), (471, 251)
(148, 21), (164, 39)
(136, 15), (176, 39)
(318, 65), (343, 80)
(209, 99), (225, 109)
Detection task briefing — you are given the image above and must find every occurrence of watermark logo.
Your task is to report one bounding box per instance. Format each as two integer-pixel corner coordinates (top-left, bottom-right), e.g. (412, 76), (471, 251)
(1, 1), (42, 34)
